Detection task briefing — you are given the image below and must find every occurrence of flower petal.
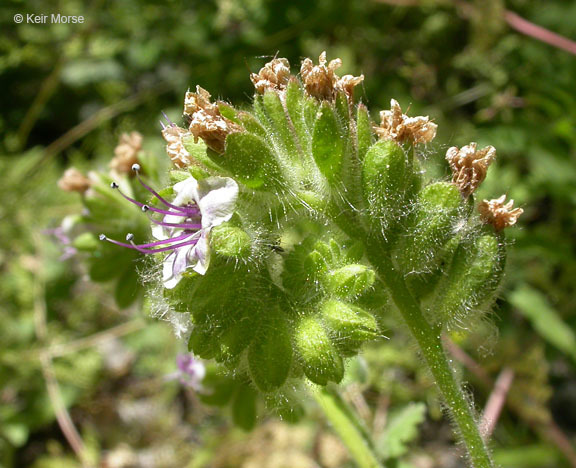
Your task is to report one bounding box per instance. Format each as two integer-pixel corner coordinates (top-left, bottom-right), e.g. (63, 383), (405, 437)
(189, 231), (210, 275)
(195, 176), (239, 229)
(163, 244), (194, 289)
(172, 176), (200, 206)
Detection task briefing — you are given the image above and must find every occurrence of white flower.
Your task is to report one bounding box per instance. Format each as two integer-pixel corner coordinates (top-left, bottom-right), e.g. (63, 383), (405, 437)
(101, 168), (238, 290)
(154, 175), (239, 288)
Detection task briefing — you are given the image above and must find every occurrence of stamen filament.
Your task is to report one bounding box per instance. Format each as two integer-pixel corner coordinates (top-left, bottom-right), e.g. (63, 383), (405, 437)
(111, 182), (199, 217)
(132, 165), (191, 213)
(101, 233), (200, 254)
(148, 215), (202, 230)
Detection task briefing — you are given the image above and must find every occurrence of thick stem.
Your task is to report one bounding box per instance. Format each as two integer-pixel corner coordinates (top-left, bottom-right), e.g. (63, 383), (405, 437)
(313, 386), (384, 468)
(368, 249), (493, 468)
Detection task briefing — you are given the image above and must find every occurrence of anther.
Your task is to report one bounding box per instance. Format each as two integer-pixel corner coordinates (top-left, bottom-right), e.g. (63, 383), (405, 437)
(99, 234), (107, 241)
(126, 233), (134, 241)
(110, 182), (119, 189)
(131, 164), (141, 172)
(142, 205), (150, 212)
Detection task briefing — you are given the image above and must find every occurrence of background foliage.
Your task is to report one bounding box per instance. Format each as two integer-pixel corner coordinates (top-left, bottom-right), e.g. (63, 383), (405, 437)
(1, 0), (575, 466)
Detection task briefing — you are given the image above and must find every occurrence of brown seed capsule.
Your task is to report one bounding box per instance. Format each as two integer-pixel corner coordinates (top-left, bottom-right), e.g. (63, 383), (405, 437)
(446, 142), (495, 197)
(110, 132), (142, 175)
(57, 167), (91, 193)
(162, 125), (193, 168)
(374, 99), (437, 144)
(300, 51), (363, 101)
(183, 86), (241, 153)
(478, 195), (523, 231)
(250, 57), (291, 94)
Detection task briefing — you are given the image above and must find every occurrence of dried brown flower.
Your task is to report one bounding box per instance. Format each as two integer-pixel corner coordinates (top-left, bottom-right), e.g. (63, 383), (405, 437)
(300, 51), (363, 100)
(374, 99), (437, 145)
(446, 142), (495, 197)
(335, 74), (364, 98)
(183, 86), (241, 153)
(110, 131), (143, 174)
(162, 125), (194, 168)
(57, 167), (91, 193)
(250, 57), (291, 93)
(478, 195), (523, 231)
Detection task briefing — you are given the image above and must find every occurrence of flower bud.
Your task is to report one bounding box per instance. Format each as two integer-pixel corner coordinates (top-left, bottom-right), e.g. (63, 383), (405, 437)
(327, 264), (376, 297)
(210, 224), (252, 259)
(295, 316), (344, 385)
(362, 140), (417, 241)
(321, 299), (379, 353)
(395, 182), (462, 274)
(430, 228), (505, 327)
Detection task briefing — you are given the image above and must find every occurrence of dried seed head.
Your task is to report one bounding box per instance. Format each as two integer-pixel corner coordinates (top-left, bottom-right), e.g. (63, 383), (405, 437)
(183, 86), (242, 153)
(57, 167), (92, 193)
(162, 125), (195, 168)
(250, 57), (291, 94)
(478, 195), (523, 231)
(110, 131), (143, 175)
(446, 142), (496, 197)
(335, 74), (364, 98)
(184, 86), (219, 117)
(300, 51), (363, 100)
(374, 99), (437, 144)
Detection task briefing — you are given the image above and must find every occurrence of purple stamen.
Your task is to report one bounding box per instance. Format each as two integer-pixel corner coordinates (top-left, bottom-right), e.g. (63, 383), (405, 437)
(111, 179), (196, 217)
(101, 233), (200, 254)
(130, 232), (198, 248)
(103, 175), (206, 257)
(161, 111), (175, 127)
(146, 213), (201, 230)
(131, 165), (191, 213)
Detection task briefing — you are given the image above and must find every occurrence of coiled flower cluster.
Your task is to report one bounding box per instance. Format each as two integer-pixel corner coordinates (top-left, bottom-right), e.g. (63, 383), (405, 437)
(61, 53), (522, 432)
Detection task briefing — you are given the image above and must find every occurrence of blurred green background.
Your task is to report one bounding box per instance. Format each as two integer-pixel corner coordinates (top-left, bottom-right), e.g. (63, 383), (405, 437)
(1, 0), (576, 467)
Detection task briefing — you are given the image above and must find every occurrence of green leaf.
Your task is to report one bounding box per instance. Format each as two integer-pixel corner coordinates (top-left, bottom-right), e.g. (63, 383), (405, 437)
(510, 286), (576, 362)
(232, 385), (257, 431)
(223, 132), (282, 189)
(356, 104), (373, 161)
(312, 102), (344, 182)
(262, 90), (298, 158)
(378, 403), (426, 459)
(248, 312), (292, 392)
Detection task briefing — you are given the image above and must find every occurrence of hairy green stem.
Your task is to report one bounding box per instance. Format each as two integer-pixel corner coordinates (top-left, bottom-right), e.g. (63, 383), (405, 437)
(368, 249), (493, 468)
(313, 386), (384, 468)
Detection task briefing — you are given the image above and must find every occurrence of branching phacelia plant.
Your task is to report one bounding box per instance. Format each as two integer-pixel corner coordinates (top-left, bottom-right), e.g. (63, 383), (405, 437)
(60, 52), (523, 467)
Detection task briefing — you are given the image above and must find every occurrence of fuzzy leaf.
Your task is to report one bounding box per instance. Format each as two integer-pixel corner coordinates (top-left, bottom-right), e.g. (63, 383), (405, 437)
(378, 403), (426, 459)
(223, 132), (281, 189)
(312, 102), (344, 182)
(232, 385), (257, 431)
(248, 311), (293, 392)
